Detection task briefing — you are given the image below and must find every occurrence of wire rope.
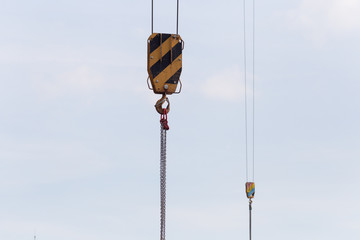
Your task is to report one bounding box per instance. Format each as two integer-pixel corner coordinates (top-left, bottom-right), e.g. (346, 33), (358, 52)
(243, 1), (256, 240)
(244, 0), (256, 183)
(151, 0), (154, 33)
(243, 0), (249, 182)
(252, 0), (255, 182)
(151, 0), (180, 35)
(176, 0), (179, 35)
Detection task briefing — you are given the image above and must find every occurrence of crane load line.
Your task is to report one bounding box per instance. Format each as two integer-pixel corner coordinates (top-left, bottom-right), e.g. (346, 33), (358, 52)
(151, 0), (180, 35)
(243, 1), (256, 240)
(243, 0), (256, 183)
(148, 2), (183, 240)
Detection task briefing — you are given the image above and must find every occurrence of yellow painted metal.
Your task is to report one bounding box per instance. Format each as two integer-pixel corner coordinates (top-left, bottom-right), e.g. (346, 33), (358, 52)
(245, 182), (255, 199)
(147, 33), (183, 95)
(148, 36), (174, 68)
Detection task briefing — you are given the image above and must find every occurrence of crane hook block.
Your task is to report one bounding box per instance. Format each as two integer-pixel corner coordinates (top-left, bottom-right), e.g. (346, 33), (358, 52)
(245, 182), (255, 199)
(147, 33), (183, 94)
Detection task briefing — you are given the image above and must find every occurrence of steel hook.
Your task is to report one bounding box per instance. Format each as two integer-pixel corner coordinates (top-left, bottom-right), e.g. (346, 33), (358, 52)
(155, 94), (170, 114)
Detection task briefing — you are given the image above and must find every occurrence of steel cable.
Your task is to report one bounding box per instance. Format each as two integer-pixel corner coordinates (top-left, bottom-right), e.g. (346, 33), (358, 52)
(244, 0), (256, 183)
(151, 0), (180, 35)
(151, 0), (153, 33)
(243, 1), (256, 240)
(176, 0), (179, 35)
(252, 0), (255, 183)
(243, 0), (249, 182)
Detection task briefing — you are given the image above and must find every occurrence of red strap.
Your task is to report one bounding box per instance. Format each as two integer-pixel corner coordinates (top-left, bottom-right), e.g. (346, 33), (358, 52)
(160, 108), (169, 130)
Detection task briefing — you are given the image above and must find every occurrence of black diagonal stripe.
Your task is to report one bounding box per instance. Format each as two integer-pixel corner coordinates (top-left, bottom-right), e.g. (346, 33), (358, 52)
(150, 42), (182, 78)
(149, 33), (172, 54)
(149, 34), (160, 53)
(161, 33), (171, 43)
(165, 68), (182, 84)
(171, 42), (182, 62)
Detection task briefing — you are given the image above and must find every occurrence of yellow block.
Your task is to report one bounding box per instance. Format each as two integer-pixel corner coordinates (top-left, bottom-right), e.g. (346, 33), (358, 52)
(147, 33), (183, 95)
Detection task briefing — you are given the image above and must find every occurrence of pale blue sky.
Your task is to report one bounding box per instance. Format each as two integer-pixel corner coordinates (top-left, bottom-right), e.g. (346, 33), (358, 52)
(0, 0), (359, 239)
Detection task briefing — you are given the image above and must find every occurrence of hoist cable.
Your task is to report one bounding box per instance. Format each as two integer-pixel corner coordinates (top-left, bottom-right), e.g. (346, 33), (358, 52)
(244, 0), (256, 183)
(150, 0), (180, 35)
(160, 123), (167, 240)
(252, 0), (255, 182)
(151, 0), (154, 33)
(244, 1), (256, 240)
(176, 0), (179, 35)
(243, 0), (249, 182)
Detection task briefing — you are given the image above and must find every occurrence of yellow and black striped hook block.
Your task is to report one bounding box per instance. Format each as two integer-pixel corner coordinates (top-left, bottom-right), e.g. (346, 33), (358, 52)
(245, 182), (255, 199)
(147, 33), (184, 94)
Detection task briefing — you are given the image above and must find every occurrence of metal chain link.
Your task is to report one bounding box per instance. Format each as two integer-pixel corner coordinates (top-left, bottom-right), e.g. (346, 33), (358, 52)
(160, 124), (167, 240)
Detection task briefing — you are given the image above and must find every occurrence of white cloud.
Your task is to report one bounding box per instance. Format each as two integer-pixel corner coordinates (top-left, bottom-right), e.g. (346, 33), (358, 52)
(201, 67), (251, 102)
(290, 0), (360, 41)
(328, 0), (360, 30)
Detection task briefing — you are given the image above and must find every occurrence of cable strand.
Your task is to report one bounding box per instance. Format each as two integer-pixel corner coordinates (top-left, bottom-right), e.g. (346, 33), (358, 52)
(176, 0), (179, 35)
(243, 0), (249, 182)
(252, 0), (255, 182)
(151, 0), (154, 33)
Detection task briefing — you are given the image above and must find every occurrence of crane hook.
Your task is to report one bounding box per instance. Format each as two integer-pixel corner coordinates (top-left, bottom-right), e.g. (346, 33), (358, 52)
(155, 94), (170, 114)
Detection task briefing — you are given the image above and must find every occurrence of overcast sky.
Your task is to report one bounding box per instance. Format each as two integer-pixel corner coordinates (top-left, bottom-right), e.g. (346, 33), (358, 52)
(0, 0), (359, 239)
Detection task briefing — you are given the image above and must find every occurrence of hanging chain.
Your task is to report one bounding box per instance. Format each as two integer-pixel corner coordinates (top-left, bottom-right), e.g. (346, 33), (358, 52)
(160, 109), (169, 240)
(160, 123), (167, 240)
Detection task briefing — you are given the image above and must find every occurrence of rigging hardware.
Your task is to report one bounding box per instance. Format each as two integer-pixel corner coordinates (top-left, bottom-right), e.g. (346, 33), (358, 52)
(148, 0), (184, 97)
(155, 94), (170, 115)
(147, 33), (184, 95)
(243, 0), (256, 240)
(245, 182), (255, 240)
(147, 1), (184, 240)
